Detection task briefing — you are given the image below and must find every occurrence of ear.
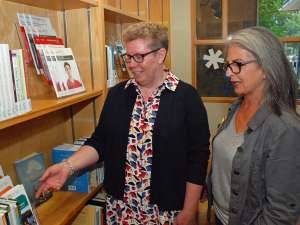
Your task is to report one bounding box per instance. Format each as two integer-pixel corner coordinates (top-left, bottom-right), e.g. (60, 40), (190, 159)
(157, 48), (167, 64)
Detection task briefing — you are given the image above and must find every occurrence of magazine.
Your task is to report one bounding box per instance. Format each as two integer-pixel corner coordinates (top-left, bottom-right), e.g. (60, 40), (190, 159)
(43, 47), (85, 98)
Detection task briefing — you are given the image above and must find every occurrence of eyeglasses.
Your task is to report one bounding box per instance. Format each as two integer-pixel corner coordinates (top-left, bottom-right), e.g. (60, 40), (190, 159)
(223, 60), (257, 74)
(123, 48), (161, 63)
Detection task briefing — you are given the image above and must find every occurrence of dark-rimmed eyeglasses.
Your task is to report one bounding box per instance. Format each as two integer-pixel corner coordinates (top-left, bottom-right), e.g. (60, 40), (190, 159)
(122, 48), (161, 63)
(223, 60), (257, 74)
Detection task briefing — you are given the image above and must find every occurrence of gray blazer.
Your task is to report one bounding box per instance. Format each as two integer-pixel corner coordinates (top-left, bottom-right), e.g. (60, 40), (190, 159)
(208, 99), (300, 225)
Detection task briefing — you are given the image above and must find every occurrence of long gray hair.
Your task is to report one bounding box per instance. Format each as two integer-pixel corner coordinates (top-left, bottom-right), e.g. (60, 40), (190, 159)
(225, 26), (298, 116)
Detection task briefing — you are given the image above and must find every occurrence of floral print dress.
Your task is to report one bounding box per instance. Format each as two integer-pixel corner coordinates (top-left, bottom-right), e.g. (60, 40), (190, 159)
(106, 72), (180, 225)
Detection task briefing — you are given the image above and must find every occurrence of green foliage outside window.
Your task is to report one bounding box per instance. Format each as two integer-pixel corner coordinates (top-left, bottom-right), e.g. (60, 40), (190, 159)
(259, 0), (300, 37)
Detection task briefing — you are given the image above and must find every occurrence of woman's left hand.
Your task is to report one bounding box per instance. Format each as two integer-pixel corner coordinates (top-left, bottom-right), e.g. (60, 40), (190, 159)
(173, 210), (198, 225)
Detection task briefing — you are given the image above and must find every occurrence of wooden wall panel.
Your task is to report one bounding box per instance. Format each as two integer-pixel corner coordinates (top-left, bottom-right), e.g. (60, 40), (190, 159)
(104, 0), (121, 8)
(121, 0), (138, 17)
(148, 0), (162, 24)
(65, 9), (92, 91)
(162, 0), (170, 68)
(138, 0), (148, 20)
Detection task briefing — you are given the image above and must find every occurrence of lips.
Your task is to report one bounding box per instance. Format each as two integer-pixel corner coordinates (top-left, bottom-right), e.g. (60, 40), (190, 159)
(231, 81), (240, 86)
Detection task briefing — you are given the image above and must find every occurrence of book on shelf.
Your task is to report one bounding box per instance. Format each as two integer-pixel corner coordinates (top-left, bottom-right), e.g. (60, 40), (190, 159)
(52, 144), (90, 193)
(14, 152), (52, 206)
(52, 144), (103, 193)
(0, 176), (14, 196)
(71, 204), (104, 225)
(0, 44), (31, 122)
(43, 47), (85, 98)
(115, 41), (127, 72)
(0, 165), (4, 178)
(33, 36), (64, 84)
(1, 184), (40, 225)
(0, 198), (21, 225)
(0, 170), (38, 225)
(105, 44), (118, 88)
(17, 13), (57, 75)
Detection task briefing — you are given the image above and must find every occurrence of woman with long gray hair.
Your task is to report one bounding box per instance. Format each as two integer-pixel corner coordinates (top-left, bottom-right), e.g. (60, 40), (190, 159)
(206, 26), (300, 225)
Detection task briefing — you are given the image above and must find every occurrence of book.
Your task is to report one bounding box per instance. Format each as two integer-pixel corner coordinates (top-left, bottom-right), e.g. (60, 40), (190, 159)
(52, 144), (90, 193)
(33, 36), (64, 83)
(0, 198), (21, 225)
(0, 44), (16, 121)
(0, 176), (13, 197)
(43, 47), (85, 98)
(1, 185), (39, 225)
(115, 41), (127, 72)
(14, 152), (51, 206)
(10, 49), (32, 115)
(17, 13), (57, 74)
(71, 204), (98, 225)
(0, 166), (4, 178)
(105, 45), (118, 88)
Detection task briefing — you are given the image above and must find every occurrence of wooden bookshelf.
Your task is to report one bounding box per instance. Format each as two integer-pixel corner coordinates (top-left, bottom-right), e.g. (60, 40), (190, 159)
(4, 0), (98, 10)
(103, 4), (147, 23)
(36, 186), (101, 225)
(0, 90), (102, 130)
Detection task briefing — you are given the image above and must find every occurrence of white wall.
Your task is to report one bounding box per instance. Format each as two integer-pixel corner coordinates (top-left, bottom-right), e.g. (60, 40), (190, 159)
(170, 0), (192, 83)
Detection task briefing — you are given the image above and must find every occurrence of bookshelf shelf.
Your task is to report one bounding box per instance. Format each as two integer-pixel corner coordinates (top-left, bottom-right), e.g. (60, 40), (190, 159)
(0, 90), (103, 130)
(4, 0), (98, 10)
(104, 4), (147, 23)
(36, 186), (102, 225)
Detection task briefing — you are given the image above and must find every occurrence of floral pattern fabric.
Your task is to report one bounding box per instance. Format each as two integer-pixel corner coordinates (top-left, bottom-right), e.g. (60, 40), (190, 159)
(106, 71), (180, 225)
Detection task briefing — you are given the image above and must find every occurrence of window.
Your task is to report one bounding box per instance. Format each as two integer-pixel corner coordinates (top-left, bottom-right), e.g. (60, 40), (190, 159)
(192, 0), (300, 101)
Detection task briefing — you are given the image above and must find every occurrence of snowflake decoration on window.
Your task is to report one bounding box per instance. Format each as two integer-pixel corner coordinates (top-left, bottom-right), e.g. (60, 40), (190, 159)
(203, 48), (224, 70)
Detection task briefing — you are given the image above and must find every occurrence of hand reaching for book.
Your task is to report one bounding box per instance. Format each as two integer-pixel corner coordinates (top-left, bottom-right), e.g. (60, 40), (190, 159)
(35, 162), (70, 198)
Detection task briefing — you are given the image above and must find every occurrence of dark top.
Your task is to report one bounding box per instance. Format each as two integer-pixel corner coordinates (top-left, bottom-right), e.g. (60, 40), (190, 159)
(85, 80), (210, 210)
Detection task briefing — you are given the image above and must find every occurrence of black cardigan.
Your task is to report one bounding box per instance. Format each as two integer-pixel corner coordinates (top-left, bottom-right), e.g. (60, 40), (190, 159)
(85, 80), (210, 210)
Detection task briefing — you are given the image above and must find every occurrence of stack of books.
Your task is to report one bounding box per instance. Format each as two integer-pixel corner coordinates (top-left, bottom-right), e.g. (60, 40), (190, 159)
(0, 165), (40, 225)
(0, 44), (31, 122)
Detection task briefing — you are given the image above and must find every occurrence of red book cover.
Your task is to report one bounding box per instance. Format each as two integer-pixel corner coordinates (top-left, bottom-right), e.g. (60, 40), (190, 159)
(19, 25), (33, 64)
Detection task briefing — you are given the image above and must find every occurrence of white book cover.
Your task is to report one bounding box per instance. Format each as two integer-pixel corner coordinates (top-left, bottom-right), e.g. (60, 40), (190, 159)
(43, 47), (85, 98)
(0, 165), (4, 177)
(11, 49), (32, 114)
(0, 44), (16, 121)
(0, 176), (13, 196)
(105, 45), (118, 88)
(1, 184), (39, 225)
(11, 49), (32, 115)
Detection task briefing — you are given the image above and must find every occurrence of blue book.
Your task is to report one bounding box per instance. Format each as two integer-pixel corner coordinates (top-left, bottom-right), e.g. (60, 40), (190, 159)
(14, 152), (46, 206)
(52, 144), (90, 193)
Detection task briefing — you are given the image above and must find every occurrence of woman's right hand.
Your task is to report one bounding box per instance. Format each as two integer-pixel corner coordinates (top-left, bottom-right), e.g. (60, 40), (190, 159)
(35, 162), (70, 198)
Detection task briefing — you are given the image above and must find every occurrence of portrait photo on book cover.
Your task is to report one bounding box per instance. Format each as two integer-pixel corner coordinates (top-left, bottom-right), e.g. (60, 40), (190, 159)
(44, 47), (85, 98)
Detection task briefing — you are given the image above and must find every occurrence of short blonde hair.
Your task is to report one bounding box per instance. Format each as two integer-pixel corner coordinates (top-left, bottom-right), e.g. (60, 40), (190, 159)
(122, 22), (168, 51)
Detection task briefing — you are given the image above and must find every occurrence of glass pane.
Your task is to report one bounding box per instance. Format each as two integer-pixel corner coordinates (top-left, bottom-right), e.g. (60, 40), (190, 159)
(258, 0), (300, 37)
(283, 42), (300, 98)
(228, 0), (257, 35)
(196, 0), (222, 39)
(196, 45), (236, 97)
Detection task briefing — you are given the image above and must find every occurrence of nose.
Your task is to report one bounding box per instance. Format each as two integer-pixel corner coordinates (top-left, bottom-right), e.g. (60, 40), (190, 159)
(224, 67), (233, 78)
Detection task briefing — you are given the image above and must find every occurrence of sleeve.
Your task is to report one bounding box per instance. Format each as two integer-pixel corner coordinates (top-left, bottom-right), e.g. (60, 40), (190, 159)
(255, 124), (300, 225)
(185, 87), (210, 185)
(84, 89), (114, 159)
